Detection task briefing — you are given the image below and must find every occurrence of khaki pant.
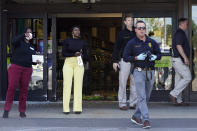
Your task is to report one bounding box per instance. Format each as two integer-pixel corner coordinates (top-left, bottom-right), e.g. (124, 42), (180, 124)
(170, 57), (191, 103)
(63, 57), (84, 112)
(118, 59), (137, 107)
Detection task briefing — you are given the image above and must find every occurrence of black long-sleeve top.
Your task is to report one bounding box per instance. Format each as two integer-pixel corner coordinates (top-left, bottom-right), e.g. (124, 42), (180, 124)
(112, 28), (136, 63)
(62, 38), (87, 62)
(11, 34), (36, 67)
(123, 36), (161, 69)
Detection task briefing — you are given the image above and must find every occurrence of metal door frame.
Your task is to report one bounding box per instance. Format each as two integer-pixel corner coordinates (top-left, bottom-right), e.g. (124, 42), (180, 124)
(47, 14), (57, 101)
(189, 1), (197, 102)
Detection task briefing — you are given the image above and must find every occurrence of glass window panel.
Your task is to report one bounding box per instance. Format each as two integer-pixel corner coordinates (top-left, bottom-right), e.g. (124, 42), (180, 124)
(134, 17), (172, 53)
(7, 18), (45, 100)
(134, 17), (173, 90)
(192, 6), (197, 91)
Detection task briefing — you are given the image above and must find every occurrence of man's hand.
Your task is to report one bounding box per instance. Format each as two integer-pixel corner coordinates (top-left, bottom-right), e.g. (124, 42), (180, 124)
(184, 57), (190, 66)
(113, 63), (120, 72)
(136, 53), (147, 60)
(149, 54), (157, 61)
(176, 45), (190, 66)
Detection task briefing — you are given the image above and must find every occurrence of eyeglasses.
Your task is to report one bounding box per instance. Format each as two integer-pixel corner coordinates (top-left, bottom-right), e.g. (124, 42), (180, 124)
(136, 27), (146, 30)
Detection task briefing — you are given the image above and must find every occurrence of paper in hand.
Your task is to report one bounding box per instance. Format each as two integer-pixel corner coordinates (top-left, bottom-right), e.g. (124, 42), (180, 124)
(32, 55), (44, 63)
(77, 56), (83, 66)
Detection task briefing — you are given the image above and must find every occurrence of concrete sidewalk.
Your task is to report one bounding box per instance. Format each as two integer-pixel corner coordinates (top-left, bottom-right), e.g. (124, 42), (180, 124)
(1, 101), (197, 131)
(0, 101), (197, 119)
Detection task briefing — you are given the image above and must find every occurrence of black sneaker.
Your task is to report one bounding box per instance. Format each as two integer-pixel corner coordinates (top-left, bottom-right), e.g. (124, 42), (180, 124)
(143, 120), (151, 129)
(63, 112), (70, 115)
(74, 111), (82, 114)
(2, 111), (9, 118)
(19, 112), (26, 118)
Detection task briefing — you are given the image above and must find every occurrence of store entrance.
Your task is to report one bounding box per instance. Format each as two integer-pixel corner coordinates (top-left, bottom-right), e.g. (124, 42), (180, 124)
(55, 15), (122, 100)
(3, 14), (175, 102)
(53, 14), (174, 101)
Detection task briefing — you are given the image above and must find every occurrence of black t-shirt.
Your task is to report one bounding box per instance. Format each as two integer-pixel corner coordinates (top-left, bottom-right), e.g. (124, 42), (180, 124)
(172, 28), (190, 59)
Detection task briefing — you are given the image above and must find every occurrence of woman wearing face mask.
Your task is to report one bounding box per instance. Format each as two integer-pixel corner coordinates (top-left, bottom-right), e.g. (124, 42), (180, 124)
(62, 26), (87, 114)
(2, 27), (36, 118)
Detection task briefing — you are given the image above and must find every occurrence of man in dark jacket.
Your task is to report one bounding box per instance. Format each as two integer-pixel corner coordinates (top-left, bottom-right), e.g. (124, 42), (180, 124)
(123, 20), (161, 129)
(112, 14), (137, 110)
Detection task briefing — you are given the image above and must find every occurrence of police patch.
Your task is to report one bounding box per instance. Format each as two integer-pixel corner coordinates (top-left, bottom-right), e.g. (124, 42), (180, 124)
(148, 42), (152, 48)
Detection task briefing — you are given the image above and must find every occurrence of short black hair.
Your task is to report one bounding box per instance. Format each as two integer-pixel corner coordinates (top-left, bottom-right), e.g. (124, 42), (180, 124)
(178, 18), (188, 25)
(71, 25), (80, 32)
(123, 13), (133, 21)
(135, 20), (146, 27)
(23, 27), (32, 33)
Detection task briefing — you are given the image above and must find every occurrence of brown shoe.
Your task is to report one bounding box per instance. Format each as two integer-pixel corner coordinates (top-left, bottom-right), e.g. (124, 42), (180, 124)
(119, 106), (128, 110)
(143, 120), (151, 129)
(129, 104), (136, 109)
(131, 116), (143, 126)
(169, 94), (177, 104)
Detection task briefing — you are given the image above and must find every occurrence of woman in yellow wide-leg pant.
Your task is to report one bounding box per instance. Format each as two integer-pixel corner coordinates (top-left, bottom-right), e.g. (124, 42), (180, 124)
(63, 57), (84, 113)
(62, 26), (87, 114)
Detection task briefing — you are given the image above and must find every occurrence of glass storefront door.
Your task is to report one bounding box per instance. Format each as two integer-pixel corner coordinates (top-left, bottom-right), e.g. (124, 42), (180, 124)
(134, 17), (173, 101)
(51, 14), (174, 101)
(190, 5), (197, 101)
(54, 14), (122, 101)
(4, 17), (48, 101)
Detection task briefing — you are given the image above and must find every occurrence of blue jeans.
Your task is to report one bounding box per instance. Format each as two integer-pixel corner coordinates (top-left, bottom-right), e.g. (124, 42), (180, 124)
(133, 69), (155, 122)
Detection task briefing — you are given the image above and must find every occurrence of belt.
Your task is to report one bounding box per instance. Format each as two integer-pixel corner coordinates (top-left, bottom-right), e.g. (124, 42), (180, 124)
(135, 67), (154, 81)
(135, 67), (154, 71)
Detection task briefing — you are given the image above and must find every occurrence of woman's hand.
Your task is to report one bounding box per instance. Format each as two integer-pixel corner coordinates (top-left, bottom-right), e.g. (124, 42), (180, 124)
(75, 50), (83, 56)
(25, 33), (33, 40)
(75, 52), (81, 56)
(36, 60), (41, 64)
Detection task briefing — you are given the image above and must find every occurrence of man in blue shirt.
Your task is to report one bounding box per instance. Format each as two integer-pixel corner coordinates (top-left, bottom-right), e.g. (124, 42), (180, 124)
(123, 20), (161, 129)
(170, 18), (191, 105)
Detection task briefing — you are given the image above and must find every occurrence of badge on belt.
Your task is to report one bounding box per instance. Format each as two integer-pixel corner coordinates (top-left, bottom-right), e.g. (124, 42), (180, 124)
(137, 67), (142, 72)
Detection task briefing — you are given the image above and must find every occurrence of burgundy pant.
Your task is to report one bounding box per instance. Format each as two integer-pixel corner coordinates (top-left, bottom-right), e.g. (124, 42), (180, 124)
(4, 64), (32, 113)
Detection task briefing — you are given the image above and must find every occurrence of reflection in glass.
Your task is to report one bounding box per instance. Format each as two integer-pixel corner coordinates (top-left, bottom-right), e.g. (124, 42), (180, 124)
(134, 18), (172, 53)
(154, 56), (172, 90)
(192, 6), (197, 91)
(29, 64), (43, 90)
(48, 58), (53, 91)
